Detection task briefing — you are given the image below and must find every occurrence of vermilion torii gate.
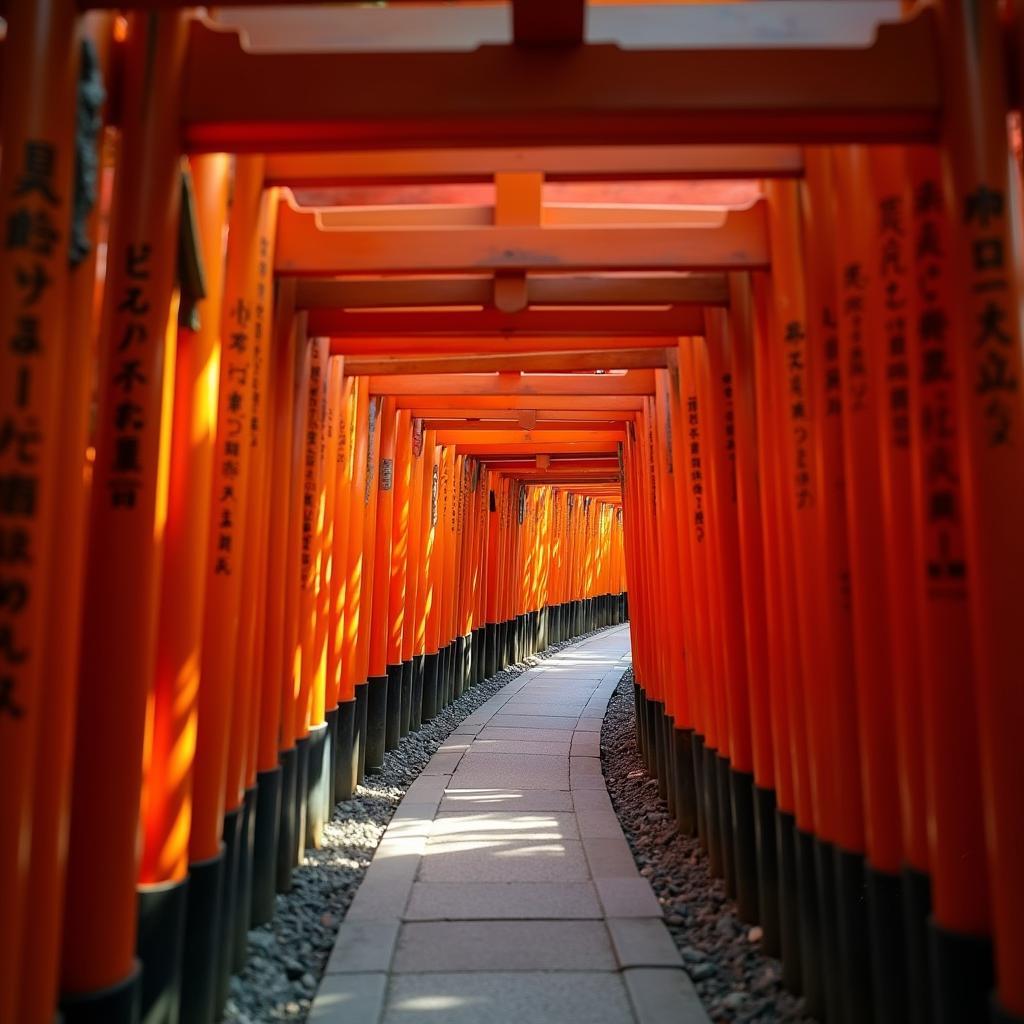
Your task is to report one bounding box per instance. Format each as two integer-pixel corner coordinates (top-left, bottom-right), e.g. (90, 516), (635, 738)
(1, 3), (1023, 1024)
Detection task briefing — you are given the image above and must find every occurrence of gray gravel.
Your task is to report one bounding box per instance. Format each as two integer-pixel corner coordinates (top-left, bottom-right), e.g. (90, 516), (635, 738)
(225, 625), (617, 1023)
(601, 668), (816, 1024)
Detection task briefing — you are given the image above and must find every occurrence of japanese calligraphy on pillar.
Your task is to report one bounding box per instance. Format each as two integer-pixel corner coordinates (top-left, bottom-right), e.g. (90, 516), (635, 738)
(822, 307), (842, 417)
(365, 397), (379, 506)
(721, 371), (736, 499)
(1, 141), (65, 719)
(215, 294), (253, 577)
(430, 464), (439, 527)
(841, 262), (869, 414)
(301, 342), (325, 587)
(109, 243), (154, 509)
(878, 194), (911, 450)
(687, 393), (704, 542)
(962, 184), (1017, 446)
(250, 229), (271, 452)
(784, 321), (813, 510)
(914, 176), (966, 595)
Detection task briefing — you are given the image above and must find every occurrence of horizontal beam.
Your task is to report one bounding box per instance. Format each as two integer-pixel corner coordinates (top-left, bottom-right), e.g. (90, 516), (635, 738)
(264, 145), (804, 186)
(276, 201), (768, 274)
(329, 336), (675, 356)
(451, 441), (621, 455)
(367, 370), (655, 396)
(182, 12), (938, 151)
(344, 349), (666, 376)
(313, 308), (706, 337)
(437, 429), (624, 444)
(396, 395), (645, 411)
(296, 273), (729, 310)
(312, 202), (740, 228)
(417, 417), (626, 430)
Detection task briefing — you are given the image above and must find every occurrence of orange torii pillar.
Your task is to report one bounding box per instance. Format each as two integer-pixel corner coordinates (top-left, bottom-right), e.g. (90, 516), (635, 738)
(384, 409), (413, 749)
(183, 154), (267, 1024)
(135, 154), (228, 1024)
(401, 418), (428, 732)
(275, 315), (311, 890)
(252, 282), (298, 917)
(483, 473), (502, 676)
(60, 12), (186, 1022)
(329, 371), (359, 799)
(340, 380), (371, 784)
(299, 337), (330, 850)
(418, 433), (442, 721)
(319, 356), (345, 811)
(225, 184), (278, 969)
(0, 2), (82, 1015)
(365, 397), (397, 770)
(937, 2), (1021, 1021)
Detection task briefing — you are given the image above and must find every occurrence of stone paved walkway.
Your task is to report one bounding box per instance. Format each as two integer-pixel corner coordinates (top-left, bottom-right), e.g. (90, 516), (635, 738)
(310, 625), (710, 1024)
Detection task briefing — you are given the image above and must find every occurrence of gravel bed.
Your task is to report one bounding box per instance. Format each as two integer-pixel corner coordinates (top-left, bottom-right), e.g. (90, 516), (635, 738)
(225, 624), (617, 1024)
(601, 668), (815, 1024)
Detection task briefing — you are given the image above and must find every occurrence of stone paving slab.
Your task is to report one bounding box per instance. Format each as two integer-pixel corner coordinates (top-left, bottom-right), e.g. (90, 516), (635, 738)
(392, 920), (618, 972)
(312, 626), (711, 1024)
(404, 881), (602, 921)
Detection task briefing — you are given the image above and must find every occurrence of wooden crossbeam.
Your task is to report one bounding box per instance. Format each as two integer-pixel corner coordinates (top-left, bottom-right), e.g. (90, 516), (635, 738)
(263, 145), (803, 186)
(343, 349), (666, 376)
(182, 11), (938, 151)
(422, 419), (629, 430)
(395, 395), (645, 411)
(329, 337), (675, 356)
(449, 441), (621, 455)
(367, 370), (655, 396)
(275, 200), (768, 274)
(296, 274), (729, 311)
(313, 308), (705, 337)
(437, 429), (624, 444)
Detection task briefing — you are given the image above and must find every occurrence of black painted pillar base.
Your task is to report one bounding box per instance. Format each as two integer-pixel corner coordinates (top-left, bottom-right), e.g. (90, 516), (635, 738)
(903, 865), (932, 1024)
(835, 846), (873, 1024)
(325, 706), (339, 810)
(385, 663), (402, 751)
(276, 746), (297, 893)
(454, 634), (467, 700)
(653, 702), (667, 800)
(252, 767), (281, 925)
(795, 828), (824, 1018)
(867, 865), (909, 1024)
(663, 716), (678, 819)
(815, 838), (843, 1024)
(215, 807), (243, 1017)
(485, 623), (498, 679)
(305, 721), (330, 847)
(634, 681), (645, 760)
(293, 735), (310, 867)
(399, 659), (413, 736)
(692, 733), (708, 852)
(365, 675), (388, 772)
(930, 918), (994, 1024)
(61, 964), (141, 1024)
(180, 848), (224, 1024)
(992, 1002), (1024, 1024)
(334, 699), (357, 801)
(438, 643), (451, 708)
(422, 652), (440, 721)
(497, 621), (508, 670)
(673, 726), (697, 836)
(137, 878), (187, 1024)
(703, 744), (723, 876)
(234, 785), (258, 970)
(753, 785), (780, 956)
(475, 626), (487, 684)
(776, 808), (801, 995)
(717, 754), (736, 898)
(353, 681), (368, 785)
(411, 654), (425, 731)
(730, 769), (758, 922)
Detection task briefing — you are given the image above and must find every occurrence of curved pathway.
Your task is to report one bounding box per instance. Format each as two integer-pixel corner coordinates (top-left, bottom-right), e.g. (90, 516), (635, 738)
(311, 625), (710, 1024)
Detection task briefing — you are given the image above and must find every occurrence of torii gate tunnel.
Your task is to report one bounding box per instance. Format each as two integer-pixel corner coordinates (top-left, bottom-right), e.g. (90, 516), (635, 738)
(0, 1), (1022, 1023)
